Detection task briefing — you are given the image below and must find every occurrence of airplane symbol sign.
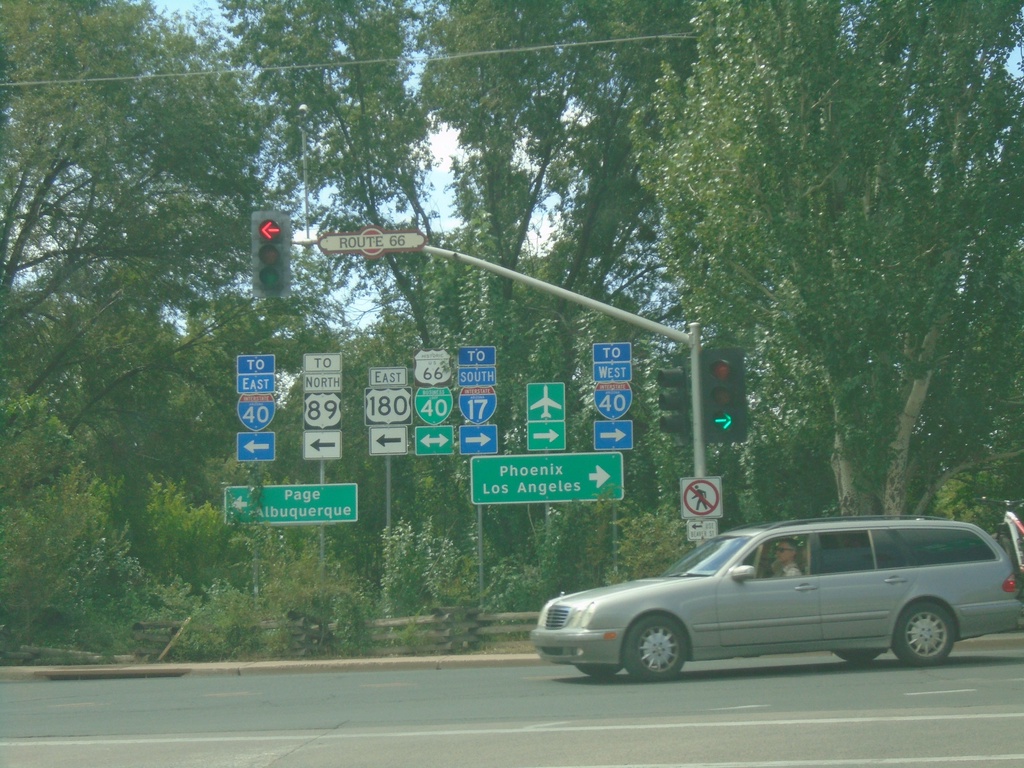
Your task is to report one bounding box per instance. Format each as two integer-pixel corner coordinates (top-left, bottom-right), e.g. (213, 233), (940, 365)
(527, 382), (565, 421)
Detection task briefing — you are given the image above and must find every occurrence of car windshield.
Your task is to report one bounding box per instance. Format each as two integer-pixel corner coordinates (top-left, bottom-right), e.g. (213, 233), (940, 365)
(662, 535), (752, 577)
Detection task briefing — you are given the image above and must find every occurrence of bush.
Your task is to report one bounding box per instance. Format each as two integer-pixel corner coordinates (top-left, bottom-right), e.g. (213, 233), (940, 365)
(173, 580), (280, 661)
(0, 464), (152, 654)
(614, 510), (690, 580)
(260, 543), (373, 657)
(380, 521), (473, 616)
(483, 557), (545, 612)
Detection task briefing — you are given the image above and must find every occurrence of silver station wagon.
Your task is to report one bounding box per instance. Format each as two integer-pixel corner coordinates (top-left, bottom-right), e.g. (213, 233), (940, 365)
(531, 517), (1021, 681)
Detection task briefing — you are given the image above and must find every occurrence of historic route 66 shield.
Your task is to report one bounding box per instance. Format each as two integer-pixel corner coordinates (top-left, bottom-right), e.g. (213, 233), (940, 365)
(414, 349), (452, 386)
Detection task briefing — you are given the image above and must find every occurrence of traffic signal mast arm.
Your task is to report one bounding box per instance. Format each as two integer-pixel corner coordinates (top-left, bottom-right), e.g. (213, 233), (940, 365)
(422, 244), (708, 475)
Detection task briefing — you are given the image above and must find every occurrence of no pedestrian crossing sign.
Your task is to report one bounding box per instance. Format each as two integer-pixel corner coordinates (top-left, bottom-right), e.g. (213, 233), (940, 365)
(680, 476), (723, 519)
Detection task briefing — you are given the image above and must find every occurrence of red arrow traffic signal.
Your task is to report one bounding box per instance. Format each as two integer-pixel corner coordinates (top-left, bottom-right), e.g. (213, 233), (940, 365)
(259, 219), (282, 240)
(251, 211), (291, 298)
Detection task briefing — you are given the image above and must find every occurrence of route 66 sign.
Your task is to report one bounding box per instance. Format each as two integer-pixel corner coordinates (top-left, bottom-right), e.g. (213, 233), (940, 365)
(414, 349), (452, 386)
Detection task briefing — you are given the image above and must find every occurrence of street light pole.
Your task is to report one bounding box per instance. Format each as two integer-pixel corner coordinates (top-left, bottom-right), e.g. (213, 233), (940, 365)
(298, 103), (310, 239)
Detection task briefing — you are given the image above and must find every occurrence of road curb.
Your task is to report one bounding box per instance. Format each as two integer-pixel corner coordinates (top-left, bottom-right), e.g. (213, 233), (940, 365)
(0, 653), (543, 681)
(2, 632), (1019, 682)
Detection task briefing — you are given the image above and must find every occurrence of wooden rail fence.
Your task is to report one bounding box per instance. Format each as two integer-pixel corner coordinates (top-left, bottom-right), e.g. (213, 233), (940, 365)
(130, 608), (539, 660)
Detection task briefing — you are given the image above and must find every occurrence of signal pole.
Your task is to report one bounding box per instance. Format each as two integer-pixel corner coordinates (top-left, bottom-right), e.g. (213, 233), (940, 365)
(422, 244), (707, 476)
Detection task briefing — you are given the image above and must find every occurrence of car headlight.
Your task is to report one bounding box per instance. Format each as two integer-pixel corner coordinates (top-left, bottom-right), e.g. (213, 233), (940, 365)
(566, 601), (598, 629)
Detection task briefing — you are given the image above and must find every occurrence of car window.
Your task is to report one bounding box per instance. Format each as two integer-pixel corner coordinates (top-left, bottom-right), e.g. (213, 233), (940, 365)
(895, 527), (997, 565)
(743, 535), (807, 578)
(871, 529), (908, 569)
(663, 535), (752, 576)
(814, 530), (874, 574)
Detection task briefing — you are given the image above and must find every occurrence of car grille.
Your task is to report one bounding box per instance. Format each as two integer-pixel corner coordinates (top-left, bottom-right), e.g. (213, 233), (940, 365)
(545, 605), (571, 629)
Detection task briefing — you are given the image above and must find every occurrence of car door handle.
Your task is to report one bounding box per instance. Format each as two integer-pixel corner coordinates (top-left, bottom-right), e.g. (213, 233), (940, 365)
(794, 583), (818, 592)
(884, 576), (908, 584)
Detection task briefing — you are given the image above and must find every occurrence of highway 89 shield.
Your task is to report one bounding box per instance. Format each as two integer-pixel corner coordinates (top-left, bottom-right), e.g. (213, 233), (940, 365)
(304, 392), (341, 429)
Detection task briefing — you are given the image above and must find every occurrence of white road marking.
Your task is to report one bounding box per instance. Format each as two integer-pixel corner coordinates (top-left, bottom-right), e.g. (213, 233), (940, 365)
(4, 710), (1024, 748)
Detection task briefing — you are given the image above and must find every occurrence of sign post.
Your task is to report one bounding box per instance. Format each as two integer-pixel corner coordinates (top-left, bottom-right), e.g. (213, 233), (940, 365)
(681, 476), (722, 542)
(303, 353), (342, 461)
(236, 355), (275, 462)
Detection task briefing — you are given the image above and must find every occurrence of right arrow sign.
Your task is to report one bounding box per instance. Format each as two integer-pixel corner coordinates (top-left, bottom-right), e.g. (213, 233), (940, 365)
(470, 452), (623, 505)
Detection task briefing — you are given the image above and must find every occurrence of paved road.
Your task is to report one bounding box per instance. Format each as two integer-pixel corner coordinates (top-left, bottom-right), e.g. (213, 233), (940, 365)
(1, 635), (1022, 768)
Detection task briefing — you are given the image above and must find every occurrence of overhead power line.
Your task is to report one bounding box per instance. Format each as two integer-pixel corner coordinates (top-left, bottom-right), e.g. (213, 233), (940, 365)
(0, 32), (693, 90)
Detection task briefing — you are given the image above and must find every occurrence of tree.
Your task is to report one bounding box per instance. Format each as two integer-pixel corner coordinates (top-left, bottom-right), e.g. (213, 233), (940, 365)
(649, 0), (1024, 516)
(0, 0), (338, 594)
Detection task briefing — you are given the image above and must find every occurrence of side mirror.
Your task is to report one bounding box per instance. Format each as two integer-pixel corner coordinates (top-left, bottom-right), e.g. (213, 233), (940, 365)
(729, 564), (756, 582)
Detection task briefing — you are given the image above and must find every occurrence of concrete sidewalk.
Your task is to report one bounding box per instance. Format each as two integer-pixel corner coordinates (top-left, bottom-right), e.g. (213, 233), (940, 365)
(2, 632), (1019, 682)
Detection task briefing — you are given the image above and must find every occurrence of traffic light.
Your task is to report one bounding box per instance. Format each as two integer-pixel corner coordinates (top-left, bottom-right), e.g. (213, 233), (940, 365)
(251, 211), (291, 298)
(657, 367), (689, 435)
(700, 348), (747, 443)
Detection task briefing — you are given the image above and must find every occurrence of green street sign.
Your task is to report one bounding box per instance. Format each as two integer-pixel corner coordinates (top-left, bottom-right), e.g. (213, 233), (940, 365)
(415, 386), (453, 425)
(415, 425), (454, 455)
(470, 452), (623, 505)
(527, 421), (566, 451)
(527, 382), (565, 421)
(224, 483), (357, 525)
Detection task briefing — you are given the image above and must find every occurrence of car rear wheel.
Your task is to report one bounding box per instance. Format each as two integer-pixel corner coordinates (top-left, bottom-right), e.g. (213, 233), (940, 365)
(576, 663), (622, 679)
(892, 602), (955, 666)
(622, 614), (686, 682)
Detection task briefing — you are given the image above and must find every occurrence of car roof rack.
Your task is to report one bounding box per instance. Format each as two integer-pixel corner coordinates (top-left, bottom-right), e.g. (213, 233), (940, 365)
(760, 515), (948, 530)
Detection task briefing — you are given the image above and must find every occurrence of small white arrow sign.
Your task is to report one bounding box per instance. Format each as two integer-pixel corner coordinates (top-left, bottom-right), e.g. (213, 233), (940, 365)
(589, 465), (611, 488)
(242, 438), (271, 453)
(420, 433), (450, 448)
(532, 428), (560, 443)
(465, 432), (493, 447)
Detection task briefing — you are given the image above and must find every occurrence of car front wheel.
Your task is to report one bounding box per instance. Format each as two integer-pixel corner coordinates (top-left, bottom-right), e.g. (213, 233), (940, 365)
(622, 614), (686, 681)
(892, 602), (955, 666)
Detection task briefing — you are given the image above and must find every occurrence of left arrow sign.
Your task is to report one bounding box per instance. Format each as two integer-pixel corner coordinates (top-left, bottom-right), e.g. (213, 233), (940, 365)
(237, 432), (275, 461)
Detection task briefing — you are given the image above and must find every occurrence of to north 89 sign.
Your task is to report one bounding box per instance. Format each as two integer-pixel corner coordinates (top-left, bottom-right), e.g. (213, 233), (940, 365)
(364, 387), (412, 425)
(304, 393), (341, 429)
